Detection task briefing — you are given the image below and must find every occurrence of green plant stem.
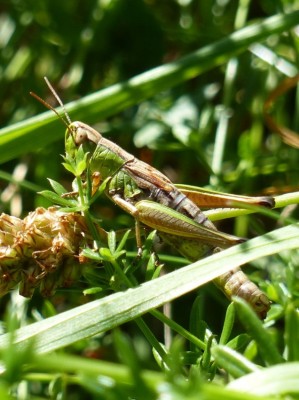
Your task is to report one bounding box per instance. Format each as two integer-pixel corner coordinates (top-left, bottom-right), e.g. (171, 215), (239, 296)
(0, 170), (44, 192)
(29, 353), (163, 389)
(75, 175), (104, 248)
(151, 309), (206, 351)
(205, 191), (299, 223)
(104, 253), (169, 366)
(211, 0), (250, 184)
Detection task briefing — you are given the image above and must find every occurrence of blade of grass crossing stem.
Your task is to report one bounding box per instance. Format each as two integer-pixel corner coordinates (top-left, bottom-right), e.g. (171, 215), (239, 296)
(285, 303), (299, 361)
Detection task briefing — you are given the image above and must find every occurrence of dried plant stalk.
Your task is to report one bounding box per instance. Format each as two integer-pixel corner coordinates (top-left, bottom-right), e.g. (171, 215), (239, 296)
(0, 207), (93, 297)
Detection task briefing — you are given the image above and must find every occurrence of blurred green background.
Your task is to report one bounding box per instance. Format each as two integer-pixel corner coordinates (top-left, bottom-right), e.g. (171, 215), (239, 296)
(0, 1), (299, 397)
(1, 0), (298, 220)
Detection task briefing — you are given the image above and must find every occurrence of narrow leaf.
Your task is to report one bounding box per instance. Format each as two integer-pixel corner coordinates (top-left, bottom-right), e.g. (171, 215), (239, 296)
(38, 190), (77, 207)
(228, 362), (299, 396)
(47, 179), (68, 196)
(233, 297), (283, 365)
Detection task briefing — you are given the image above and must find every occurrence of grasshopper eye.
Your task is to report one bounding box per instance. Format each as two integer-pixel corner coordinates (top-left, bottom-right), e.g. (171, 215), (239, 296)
(70, 121), (101, 145)
(69, 122), (88, 145)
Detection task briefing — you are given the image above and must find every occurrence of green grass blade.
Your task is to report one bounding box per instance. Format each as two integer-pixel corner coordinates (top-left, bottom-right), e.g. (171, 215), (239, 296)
(233, 298), (284, 365)
(212, 345), (260, 377)
(285, 303), (299, 361)
(219, 303), (236, 345)
(228, 362), (299, 396)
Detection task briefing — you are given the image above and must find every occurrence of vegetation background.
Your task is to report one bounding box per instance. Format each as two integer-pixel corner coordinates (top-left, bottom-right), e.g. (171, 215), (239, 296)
(0, 0), (299, 398)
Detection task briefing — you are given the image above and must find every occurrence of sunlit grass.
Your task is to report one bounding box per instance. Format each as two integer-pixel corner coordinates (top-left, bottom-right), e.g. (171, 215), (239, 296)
(0, 1), (299, 398)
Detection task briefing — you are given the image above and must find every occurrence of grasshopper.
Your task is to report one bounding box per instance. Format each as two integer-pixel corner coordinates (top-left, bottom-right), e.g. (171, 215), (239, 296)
(31, 78), (275, 319)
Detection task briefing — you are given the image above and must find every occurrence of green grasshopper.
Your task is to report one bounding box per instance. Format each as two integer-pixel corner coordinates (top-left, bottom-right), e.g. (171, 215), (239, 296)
(31, 78), (275, 319)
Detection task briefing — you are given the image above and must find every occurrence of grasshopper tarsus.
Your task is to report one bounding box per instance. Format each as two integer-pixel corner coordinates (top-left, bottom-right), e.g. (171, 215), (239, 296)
(235, 237), (247, 244)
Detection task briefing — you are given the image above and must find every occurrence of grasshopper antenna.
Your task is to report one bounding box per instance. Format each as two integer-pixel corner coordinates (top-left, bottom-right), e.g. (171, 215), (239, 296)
(29, 77), (72, 130)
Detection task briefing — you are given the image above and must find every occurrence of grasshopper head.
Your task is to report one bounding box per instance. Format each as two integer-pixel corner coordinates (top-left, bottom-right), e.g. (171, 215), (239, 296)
(65, 121), (102, 157)
(251, 292), (271, 319)
(70, 121), (102, 145)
